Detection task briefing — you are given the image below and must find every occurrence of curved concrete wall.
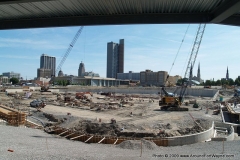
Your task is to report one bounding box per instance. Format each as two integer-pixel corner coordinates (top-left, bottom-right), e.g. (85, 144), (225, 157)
(166, 122), (214, 146)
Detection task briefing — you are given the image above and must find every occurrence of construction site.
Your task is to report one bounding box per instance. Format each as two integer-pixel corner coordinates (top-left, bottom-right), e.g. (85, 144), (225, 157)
(1, 23), (240, 160)
(1, 85), (239, 141)
(1, 1), (240, 159)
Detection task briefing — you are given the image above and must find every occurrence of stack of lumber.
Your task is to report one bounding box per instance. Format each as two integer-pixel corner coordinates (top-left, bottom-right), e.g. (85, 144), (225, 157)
(0, 105), (26, 126)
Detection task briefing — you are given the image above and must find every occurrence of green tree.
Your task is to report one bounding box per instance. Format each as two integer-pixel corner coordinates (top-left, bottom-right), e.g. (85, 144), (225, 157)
(205, 80), (212, 86)
(66, 80), (70, 85)
(176, 78), (188, 86)
(221, 79), (227, 85)
(10, 77), (19, 85)
(211, 80), (215, 86)
(62, 80), (67, 86)
(215, 80), (221, 86)
(228, 79), (234, 85)
(176, 79), (182, 86)
(224, 81), (229, 85)
(235, 78), (240, 86)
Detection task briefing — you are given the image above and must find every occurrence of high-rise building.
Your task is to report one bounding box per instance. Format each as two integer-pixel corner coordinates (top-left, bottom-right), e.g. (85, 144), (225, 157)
(39, 54), (56, 77)
(106, 39), (124, 78)
(78, 61), (85, 77)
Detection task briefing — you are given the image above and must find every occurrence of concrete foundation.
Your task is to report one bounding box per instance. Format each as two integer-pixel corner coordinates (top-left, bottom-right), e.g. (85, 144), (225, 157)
(211, 122), (234, 141)
(46, 122), (214, 146)
(166, 122), (214, 146)
(5, 86), (217, 97)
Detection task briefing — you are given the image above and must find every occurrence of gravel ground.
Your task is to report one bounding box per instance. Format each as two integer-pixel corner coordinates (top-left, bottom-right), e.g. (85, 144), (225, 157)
(0, 125), (239, 160)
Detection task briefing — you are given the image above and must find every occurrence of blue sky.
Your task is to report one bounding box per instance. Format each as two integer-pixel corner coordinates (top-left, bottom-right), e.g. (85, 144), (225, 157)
(0, 24), (239, 81)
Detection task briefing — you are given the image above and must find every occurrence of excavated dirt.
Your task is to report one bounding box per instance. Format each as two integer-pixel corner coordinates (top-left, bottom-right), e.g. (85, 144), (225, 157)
(0, 88), (225, 139)
(116, 139), (158, 150)
(43, 116), (210, 138)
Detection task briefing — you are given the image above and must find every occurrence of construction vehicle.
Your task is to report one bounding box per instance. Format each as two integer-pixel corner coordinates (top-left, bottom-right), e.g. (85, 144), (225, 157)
(159, 66), (193, 111)
(159, 24), (206, 111)
(159, 78), (190, 111)
(204, 86), (211, 89)
(30, 99), (46, 111)
(40, 86), (50, 92)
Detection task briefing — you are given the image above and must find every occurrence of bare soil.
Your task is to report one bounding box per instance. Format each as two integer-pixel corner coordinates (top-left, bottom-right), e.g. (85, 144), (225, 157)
(0, 88), (225, 138)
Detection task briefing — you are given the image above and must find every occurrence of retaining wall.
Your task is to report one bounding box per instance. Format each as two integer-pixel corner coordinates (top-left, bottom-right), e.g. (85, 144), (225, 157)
(56, 86), (218, 97)
(6, 87), (41, 93)
(211, 122), (235, 141)
(48, 122), (215, 146)
(6, 89), (23, 93)
(220, 105), (240, 133)
(166, 122), (214, 146)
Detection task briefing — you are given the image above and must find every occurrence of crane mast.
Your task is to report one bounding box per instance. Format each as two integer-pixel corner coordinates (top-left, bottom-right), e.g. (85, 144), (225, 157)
(55, 26), (84, 76)
(184, 24), (206, 79)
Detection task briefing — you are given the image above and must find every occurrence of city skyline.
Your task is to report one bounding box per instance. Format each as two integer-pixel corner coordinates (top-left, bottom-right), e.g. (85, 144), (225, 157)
(0, 24), (239, 80)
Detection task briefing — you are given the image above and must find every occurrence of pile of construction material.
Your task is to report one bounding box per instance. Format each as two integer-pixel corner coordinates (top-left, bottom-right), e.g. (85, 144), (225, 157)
(227, 96), (240, 103)
(53, 92), (138, 111)
(0, 105), (26, 126)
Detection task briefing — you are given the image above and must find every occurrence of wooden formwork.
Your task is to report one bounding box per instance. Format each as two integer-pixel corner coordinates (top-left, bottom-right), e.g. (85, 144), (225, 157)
(0, 105), (26, 126)
(45, 126), (171, 146)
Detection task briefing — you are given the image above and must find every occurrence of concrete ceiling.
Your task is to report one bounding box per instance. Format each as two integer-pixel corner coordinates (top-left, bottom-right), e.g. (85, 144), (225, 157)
(0, 0), (240, 30)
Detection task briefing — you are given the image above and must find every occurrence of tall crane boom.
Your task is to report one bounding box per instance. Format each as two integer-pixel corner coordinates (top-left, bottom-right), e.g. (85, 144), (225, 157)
(55, 26), (84, 76)
(184, 24), (206, 79)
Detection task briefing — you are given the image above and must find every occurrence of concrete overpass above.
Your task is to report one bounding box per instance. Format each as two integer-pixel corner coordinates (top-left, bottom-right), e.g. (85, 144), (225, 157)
(0, 0), (240, 30)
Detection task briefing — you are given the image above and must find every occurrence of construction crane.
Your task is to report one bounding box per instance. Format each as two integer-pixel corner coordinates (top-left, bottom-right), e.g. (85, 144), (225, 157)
(159, 24), (206, 111)
(184, 24), (206, 80)
(55, 26), (84, 76)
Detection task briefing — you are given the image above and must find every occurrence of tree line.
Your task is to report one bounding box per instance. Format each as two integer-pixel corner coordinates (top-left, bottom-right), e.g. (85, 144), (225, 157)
(177, 77), (240, 86)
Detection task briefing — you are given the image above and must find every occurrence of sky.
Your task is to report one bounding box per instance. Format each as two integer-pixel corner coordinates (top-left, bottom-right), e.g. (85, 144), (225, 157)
(0, 24), (239, 81)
